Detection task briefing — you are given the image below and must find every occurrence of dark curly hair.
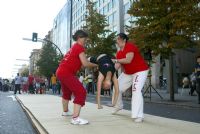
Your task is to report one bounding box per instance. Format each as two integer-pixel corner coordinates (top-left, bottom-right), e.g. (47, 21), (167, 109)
(117, 33), (129, 42)
(72, 30), (88, 41)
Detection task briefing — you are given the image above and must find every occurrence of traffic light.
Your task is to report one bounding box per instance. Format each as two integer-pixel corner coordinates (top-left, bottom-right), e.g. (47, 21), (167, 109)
(32, 32), (38, 42)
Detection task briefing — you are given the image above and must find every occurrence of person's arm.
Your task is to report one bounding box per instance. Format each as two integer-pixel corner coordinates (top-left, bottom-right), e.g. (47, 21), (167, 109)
(113, 52), (134, 64)
(96, 72), (104, 109)
(79, 52), (98, 68)
(111, 73), (119, 107)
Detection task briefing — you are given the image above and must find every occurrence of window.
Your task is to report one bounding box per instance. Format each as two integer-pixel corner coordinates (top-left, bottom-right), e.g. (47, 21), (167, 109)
(103, 5), (107, 14)
(108, 15), (113, 24)
(124, 2), (130, 15)
(108, 1), (112, 12)
(112, 0), (116, 8)
(95, 1), (99, 8)
(100, 8), (104, 15)
(113, 11), (117, 23)
(99, 0), (104, 5)
(113, 26), (117, 32)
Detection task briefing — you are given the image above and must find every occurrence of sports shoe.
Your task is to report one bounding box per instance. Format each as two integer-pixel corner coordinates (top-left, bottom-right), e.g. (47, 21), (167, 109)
(134, 117), (143, 123)
(111, 108), (122, 114)
(71, 117), (89, 125)
(62, 111), (73, 116)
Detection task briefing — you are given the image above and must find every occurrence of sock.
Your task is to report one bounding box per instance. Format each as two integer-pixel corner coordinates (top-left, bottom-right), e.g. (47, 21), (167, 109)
(64, 110), (68, 112)
(72, 115), (79, 119)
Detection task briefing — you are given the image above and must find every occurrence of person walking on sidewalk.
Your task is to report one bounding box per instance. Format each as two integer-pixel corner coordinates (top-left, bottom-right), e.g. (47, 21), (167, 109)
(14, 73), (22, 94)
(112, 33), (149, 123)
(195, 56), (200, 104)
(56, 30), (97, 125)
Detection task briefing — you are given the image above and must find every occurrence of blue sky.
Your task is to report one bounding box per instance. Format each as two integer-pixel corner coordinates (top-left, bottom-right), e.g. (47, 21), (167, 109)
(0, 0), (67, 78)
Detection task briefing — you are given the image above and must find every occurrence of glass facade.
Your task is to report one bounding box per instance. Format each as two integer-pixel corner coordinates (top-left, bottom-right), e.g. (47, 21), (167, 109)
(53, 0), (133, 52)
(53, 0), (71, 53)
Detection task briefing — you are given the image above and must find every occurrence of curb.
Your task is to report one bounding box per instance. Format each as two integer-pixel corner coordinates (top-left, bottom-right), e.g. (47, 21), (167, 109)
(87, 94), (200, 109)
(15, 96), (48, 134)
(144, 100), (200, 109)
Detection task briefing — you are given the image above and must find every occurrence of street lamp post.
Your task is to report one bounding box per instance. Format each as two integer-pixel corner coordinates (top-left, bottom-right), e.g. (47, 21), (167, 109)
(38, 38), (63, 57)
(22, 36), (63, 57)
(70, 0), (73, 48)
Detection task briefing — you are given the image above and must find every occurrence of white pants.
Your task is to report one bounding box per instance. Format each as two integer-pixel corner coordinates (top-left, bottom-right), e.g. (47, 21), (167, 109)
(115, 70), (148, 118)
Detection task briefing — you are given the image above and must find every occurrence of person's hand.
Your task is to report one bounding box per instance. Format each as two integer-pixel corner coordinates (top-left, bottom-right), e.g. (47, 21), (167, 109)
(115, 63), (121, 70)
(111, 59), (118, 63)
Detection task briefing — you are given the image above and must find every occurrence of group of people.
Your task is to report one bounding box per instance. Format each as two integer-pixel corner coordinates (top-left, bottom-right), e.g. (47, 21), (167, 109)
(13, 73), (48, 94)
(56, 30), (149, 125)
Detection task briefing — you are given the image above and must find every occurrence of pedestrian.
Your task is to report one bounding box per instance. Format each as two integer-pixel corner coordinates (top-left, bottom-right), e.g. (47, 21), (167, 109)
(44, 78), (49, 91)
(195, 56), (200, 104)
(35, 77), (41, 94)
(14, 73), (22, 94)
(112, 33), (149, 123)
(56, 80), (61, 94)
(28, 74), (35, 94)
(0, 78), (3, 91)
(22, 76), (28, 93)
(79, 73), (84, 84)
(51, 73), (57, 94)
(189, 71), (196, 96)
(85, 73), (93, 94)
(89, 54), (119, 109)
(56, 30), (97, 125)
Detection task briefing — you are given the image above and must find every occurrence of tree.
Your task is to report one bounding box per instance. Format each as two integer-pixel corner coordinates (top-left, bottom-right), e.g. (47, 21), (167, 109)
(127, 0), (200, 101)
(84, 0), (117, 57)
(20, 67), (29, 77)
(128, 0), (200, 58)
(36, 41), (61, 78)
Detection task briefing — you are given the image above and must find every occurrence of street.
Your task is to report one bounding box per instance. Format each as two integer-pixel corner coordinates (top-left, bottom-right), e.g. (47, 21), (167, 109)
(0, 90), (199, 134)
(86, 94), (200, 123)
(0, 91), (37, 134)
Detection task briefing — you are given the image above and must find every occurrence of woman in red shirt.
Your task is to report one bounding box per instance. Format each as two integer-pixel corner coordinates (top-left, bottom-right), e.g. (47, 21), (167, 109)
(112, 33), (149, 123)
(56, 30), (97, 125)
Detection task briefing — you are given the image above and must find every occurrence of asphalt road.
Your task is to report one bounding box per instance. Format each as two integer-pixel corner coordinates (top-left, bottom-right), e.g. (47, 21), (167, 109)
(86, 94), (200, 123)
(0, 91), (37, 134)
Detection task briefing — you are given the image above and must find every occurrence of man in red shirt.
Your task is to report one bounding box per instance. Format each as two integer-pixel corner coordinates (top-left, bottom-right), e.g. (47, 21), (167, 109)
(112, 33), (149, 123)
(56, 30), (97, 125)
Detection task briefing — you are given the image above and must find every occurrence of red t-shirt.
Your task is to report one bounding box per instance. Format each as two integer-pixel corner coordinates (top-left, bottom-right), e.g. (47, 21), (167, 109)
(28, 75), (34, 85)
(57, 43), (85, 76)
(116, 42), (149, 74)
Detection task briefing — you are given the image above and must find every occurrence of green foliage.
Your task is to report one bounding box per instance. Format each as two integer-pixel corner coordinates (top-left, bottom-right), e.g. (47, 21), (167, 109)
(36, 42), (61, 78)
(128, 0), (200, 58)
(20, 67), (29, 77)
(84, 0), (117, 57)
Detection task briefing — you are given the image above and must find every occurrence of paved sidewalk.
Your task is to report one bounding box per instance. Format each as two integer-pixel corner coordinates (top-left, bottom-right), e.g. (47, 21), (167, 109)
(16, 94), (199, 134)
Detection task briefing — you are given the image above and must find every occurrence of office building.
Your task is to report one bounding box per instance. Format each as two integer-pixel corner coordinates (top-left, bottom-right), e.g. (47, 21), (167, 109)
(53, 0), (133, 53)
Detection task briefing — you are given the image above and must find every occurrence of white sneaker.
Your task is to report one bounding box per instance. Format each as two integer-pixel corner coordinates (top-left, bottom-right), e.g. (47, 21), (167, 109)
(62, 111), (72, 116)
(134, 117), (143, 123)
(112, 108), (122, 114)
(71, 117), (89, 125)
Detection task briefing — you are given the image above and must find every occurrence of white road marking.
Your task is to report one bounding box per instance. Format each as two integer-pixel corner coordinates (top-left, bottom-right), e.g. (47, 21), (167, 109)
(7, 95), (16, 101)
